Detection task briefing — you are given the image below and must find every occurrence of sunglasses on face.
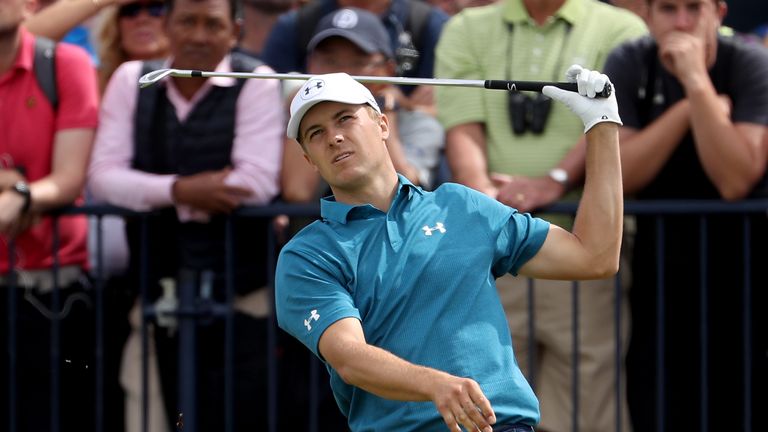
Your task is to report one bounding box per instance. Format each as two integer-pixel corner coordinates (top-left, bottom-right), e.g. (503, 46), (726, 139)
(118, 2), (166, 18)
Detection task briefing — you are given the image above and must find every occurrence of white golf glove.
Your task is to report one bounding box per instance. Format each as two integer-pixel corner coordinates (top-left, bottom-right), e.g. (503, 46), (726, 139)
(542, 64), (622, 133)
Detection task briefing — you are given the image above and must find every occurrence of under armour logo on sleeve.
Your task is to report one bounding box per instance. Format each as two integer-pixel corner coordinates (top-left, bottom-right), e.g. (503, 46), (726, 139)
(304, 309), (320, 331)
(422, 222), (446, 236)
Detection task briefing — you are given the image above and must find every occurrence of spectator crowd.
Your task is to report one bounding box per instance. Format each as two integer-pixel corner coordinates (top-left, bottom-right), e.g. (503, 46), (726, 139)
(1, 0), (766, 431)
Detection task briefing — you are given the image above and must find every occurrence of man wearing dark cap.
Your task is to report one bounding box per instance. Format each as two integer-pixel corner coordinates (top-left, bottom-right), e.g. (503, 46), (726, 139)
(282, 8), (445, 204)
(261, 0), (448, 110)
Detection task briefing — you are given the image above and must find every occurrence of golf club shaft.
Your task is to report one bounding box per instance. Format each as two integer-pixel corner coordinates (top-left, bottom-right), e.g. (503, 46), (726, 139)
(139, 69), (611, 97)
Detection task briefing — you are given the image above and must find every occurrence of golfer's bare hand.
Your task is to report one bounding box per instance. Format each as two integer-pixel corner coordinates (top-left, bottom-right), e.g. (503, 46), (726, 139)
(172, 168), (252, 214)
(432, 375), (496, 432)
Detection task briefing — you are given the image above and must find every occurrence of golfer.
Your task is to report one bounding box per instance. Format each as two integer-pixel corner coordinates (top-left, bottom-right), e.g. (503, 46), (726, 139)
(275, 67), (623, 432)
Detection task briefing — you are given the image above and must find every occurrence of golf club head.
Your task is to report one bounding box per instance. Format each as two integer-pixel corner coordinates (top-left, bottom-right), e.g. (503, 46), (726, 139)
(138, 68), (177, 88)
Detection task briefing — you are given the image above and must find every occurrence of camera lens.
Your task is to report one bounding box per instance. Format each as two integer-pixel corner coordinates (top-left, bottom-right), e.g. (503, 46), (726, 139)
(529, 94), (552, 135)
(508, 92), (530, 135)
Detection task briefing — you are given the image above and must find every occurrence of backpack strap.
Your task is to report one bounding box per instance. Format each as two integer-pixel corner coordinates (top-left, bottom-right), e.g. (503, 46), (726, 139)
(710, 35), (733, 93)
(405, 0), (431, 55)
(296, 1), (325, 62)
(33, 36), (58, 110)
(637, 40), (658, 127)
(229, 51), (264, 73)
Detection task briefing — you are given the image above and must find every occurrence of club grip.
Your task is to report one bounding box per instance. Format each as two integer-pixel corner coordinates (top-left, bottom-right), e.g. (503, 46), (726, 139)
(484, 80), (611, 98)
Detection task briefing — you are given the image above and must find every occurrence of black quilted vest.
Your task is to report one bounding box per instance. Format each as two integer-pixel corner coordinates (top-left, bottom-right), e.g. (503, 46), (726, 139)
(126, 53), (270, 297)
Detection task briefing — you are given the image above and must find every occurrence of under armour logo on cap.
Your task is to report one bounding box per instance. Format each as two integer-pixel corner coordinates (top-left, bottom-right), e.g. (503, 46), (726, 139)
(302, 79), (325, 99)
(287, 73), (381, 140)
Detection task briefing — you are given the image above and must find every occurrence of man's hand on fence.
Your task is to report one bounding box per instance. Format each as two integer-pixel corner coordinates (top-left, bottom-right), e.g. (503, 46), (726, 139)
(172, 168), (253, 214)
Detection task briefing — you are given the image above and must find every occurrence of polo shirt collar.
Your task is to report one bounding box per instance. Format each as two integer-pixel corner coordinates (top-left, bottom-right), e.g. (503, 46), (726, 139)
(12, 28), (34, 74)
(502, 0), (584, 27)
(320, 174), (423, 224)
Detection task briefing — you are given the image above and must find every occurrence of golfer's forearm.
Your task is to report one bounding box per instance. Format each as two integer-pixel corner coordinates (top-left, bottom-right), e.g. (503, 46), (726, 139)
(572, 123), (623, 276)
(333, 342), (442, 402)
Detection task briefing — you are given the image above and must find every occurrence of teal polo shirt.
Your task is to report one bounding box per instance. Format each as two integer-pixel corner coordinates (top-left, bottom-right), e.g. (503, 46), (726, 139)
(275, 175), (550, 431)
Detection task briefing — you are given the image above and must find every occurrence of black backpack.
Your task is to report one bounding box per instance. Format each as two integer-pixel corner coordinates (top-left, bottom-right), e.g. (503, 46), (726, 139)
(33, 36), (58, 110)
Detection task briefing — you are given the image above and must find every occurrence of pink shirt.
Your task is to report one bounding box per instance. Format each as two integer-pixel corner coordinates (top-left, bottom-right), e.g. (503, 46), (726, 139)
(88, 56), (284, 221)
(0, 29), (98, 272)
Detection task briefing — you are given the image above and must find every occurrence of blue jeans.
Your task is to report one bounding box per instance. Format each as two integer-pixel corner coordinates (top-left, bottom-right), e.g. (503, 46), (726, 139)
(493, 424), (535, 432)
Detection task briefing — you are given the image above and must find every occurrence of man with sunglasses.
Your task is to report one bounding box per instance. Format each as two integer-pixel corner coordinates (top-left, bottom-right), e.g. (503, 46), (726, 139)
(88, 0), (284, 430)
(435, 1), (646, 432)
(117, 0), (166, 17)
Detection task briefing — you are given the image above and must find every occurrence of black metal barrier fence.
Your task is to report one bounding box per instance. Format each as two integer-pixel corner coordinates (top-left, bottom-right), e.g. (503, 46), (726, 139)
(3, 199), (767, 432)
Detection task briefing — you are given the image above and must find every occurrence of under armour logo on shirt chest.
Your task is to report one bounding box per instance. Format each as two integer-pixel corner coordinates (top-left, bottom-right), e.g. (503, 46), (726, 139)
(422, 222), (446, 236)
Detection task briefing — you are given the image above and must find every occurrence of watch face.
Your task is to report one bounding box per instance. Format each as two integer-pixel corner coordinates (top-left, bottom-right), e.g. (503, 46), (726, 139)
(12, 181), (31, 211)
(14, 182), (30, 194)
(549, 169), (568, 185)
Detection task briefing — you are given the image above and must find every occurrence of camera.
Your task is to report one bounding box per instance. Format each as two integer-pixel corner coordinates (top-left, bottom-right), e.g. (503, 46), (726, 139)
(395, 31), (420, 76)
(508, 91), (552, 135)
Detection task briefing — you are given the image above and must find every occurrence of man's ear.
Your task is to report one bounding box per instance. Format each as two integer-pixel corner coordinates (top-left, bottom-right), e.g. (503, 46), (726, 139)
(302, 151), (320, 172)
(716, 1), (728, 23)
(24, 0), (38, 15)
(379, 113), (390, 141)
(229, 20), (242, 49)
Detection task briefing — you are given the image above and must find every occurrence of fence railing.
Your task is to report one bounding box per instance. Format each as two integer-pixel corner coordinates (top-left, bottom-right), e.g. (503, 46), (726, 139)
(3, 199), (767, 432)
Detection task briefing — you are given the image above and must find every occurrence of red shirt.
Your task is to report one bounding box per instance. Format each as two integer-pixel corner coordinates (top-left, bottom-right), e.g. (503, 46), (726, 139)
(0, 28), (98, 272)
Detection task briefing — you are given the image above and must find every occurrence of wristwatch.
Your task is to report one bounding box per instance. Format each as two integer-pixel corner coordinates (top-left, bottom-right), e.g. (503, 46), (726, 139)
(548, 168), (569, 189)
(11, 181), (32, 212)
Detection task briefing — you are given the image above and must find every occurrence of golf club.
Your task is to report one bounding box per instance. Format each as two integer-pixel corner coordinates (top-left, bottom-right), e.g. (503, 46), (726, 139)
(138, 68), (612, 98)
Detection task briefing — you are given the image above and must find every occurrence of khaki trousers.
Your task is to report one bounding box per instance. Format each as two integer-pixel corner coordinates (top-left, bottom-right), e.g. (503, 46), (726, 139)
(497, 274), (631, 432)
(120, 287), (271, 432)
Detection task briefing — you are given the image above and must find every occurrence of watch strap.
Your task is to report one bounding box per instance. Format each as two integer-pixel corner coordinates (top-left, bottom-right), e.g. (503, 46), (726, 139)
(11, 181), (32, 213)
(548, 168), (569, 189)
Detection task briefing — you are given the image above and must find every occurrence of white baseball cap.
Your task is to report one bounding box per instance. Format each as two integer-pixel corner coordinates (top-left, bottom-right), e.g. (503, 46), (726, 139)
(287, 72), (380, 140)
